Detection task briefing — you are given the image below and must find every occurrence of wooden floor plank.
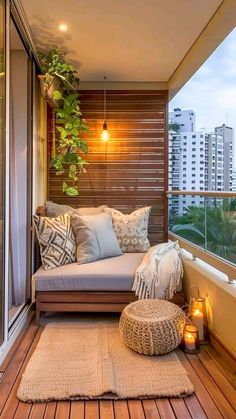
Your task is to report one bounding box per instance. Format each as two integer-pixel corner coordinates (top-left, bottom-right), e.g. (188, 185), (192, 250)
(0, 323), (39, 414)
(13, 401), (32, 419)
(184, 394), (207, 419)
(155, 399), (175, 419)
(100, 400), (114, 419)
(170, 398), (191, 418)
(187, 354), (236, 418)
(85, 400), (99, 419)
(0, 313), (35, 373)
(113, 400), (130, 419)
(43, 402), (57, 419)
(55, 401), (70, 419)
(203, 345), (236, 389)
(0, 328), (42, 419)
(70, 401), (84, 419)
(142, 399), (160, 419)
(128, 400), (145, 419)
(177, 350), (223, 419)
(198, 348), (236, 411)
(29, 403), (46, 419)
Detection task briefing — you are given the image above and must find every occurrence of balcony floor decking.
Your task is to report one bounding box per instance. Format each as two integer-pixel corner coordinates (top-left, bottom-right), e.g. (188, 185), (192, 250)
(0, 319), (235, 419)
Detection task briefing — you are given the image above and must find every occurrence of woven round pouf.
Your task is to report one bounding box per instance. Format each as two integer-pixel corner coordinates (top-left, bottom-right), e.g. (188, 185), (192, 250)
(119, 299), (186, 355)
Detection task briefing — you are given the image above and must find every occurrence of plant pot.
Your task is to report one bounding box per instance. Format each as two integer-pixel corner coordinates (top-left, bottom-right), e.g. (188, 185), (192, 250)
(38, 75), (61, 107)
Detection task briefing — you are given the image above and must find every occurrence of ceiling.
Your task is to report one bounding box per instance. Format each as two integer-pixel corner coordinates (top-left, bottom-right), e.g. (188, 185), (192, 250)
(21, 0), (223, 82)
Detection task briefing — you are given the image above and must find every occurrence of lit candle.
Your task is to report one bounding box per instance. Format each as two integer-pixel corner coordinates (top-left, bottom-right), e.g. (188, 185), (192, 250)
(192, 309), (204, 341)
(184, 332), (196, 351)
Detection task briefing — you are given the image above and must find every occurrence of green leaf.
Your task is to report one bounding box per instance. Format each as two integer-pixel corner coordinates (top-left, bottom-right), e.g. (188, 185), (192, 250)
(52, 90), (62, 100)
(64, 152), (79, 164)
(61, 130), (67, 139)
(62, 182), (79, 196)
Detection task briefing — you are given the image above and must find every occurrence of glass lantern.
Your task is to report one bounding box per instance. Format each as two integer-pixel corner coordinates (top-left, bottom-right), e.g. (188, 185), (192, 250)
(189, 287), (208, 343)
(183, 324), (200, 354)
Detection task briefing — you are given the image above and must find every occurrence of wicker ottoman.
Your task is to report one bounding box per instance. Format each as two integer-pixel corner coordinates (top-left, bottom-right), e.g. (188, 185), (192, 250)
(119, 299), (186, 355)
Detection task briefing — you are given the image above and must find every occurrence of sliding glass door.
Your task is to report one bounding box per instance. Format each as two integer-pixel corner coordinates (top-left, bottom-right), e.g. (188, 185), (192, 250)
(0, 0), (5, 345)
(8, 17), (32, 326)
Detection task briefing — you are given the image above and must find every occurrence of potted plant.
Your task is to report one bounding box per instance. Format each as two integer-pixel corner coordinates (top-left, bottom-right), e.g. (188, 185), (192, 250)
(38, 48), (79, 106)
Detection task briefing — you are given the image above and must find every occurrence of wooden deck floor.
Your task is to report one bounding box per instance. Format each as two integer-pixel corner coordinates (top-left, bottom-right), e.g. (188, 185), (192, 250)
(0, 319), (235, 419)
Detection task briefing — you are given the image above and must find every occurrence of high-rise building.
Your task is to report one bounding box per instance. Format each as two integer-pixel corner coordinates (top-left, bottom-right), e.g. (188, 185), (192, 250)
(205, 132), (224, 192)
(169, 128), (206, 215)
(214, 124), (233, 191)
(169, 108), (196, 132)
(169, 110), (234, 216)
(232, 169), (236, 192)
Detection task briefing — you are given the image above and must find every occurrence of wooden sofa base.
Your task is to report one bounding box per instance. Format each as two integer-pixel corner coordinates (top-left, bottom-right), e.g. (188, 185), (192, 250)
(35, 291), (185, 324)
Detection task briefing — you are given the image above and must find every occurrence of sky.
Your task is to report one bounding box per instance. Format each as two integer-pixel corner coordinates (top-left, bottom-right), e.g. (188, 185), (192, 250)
(169, 27), (236, 133)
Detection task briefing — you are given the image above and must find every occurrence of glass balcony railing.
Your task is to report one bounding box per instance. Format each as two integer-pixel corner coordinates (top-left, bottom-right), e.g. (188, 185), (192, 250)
(168, 191), (236, 266)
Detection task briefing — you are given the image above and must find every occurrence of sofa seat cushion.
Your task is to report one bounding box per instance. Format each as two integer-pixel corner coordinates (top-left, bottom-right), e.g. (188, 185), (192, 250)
(33, 253), (145, 292)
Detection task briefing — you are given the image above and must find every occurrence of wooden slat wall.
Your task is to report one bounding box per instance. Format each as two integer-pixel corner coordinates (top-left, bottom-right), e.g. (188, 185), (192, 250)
(48, 90), (168, 244)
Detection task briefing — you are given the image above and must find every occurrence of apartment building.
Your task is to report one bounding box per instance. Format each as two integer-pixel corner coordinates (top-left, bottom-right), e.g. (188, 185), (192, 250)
(169, 111), (234, 215)
(169, 108), (196, 132)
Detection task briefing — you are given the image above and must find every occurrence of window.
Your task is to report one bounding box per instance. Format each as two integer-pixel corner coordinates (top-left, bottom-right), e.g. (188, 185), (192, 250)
(192, 135), (196, 139)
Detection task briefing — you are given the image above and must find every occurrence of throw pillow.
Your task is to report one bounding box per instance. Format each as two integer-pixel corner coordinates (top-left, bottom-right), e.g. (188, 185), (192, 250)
(71, 212), (122, 264)
(104, 207), (151, 252)
(46, 201), (107, 217)
(33, 213), (76, 270)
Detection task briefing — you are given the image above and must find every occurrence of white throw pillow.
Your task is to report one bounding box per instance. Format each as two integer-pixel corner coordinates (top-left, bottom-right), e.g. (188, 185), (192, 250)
(104, 207), (151, 252)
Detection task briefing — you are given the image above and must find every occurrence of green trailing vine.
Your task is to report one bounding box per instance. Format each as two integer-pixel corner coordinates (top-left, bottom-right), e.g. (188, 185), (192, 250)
(38, 48), (90, 196)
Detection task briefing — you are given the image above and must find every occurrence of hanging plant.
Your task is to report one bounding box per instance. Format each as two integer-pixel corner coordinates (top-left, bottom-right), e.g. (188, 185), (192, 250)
(38, 48), (79, 106)
(51, 92), (90, 196)
(38, 48), (90, 196)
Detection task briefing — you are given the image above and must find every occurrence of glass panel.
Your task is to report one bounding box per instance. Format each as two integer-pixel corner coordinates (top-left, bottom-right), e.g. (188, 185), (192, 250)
(169, 195), (206, 249)
(0, 0), (5, 344)
(8, 19), (31, 325)
(169, 194), (236, 266)
(205, 197), (236, 264)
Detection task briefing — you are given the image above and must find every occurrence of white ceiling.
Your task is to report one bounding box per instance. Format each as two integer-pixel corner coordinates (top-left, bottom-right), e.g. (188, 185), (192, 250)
(21, 0), (223, 82)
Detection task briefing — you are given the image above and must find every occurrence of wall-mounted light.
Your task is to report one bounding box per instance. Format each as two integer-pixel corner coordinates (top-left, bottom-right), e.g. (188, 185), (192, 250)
(101, 76), (109, 142)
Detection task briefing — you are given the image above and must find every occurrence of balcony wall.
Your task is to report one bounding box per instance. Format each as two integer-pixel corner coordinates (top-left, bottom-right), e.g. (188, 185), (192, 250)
(182, 252), (236, 360)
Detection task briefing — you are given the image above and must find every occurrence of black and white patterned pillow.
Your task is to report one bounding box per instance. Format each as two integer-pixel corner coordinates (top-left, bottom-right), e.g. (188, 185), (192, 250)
(33, 213), (76, 270)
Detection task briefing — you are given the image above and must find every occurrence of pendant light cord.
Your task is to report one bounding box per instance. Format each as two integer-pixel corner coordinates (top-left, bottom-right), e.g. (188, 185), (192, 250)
(104, 76), (106, 122)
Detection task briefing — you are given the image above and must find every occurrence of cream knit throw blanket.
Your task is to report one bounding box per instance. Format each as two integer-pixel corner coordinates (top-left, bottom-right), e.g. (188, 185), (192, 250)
(132, 242), (183, 300)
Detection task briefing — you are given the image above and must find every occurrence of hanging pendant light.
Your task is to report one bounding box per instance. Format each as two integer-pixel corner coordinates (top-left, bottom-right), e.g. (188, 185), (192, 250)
(101, 76), (109, 141)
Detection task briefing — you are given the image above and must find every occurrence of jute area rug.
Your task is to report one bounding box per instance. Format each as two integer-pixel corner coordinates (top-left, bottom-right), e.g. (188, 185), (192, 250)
(17, 320), (194, 402)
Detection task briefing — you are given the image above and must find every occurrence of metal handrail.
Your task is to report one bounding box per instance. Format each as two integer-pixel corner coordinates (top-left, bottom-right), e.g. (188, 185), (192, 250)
(166, 190), (236, 197)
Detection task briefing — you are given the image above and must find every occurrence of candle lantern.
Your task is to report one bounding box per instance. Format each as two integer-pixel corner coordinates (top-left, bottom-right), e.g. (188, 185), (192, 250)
(183, 324), (200, 354)
(189, 287), (208, 343)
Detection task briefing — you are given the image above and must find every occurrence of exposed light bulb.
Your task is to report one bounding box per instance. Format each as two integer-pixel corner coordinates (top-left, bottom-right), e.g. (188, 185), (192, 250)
(102, 122), (109, 142)
(59, 23), (68, 32)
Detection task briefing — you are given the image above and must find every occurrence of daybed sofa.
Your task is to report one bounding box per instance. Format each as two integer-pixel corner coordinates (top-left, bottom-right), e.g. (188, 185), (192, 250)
(33, 205), (184, 323)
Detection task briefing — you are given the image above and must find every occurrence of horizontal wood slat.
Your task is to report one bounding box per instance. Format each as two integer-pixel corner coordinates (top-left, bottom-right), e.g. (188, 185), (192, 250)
(48, 90), (168, 244)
